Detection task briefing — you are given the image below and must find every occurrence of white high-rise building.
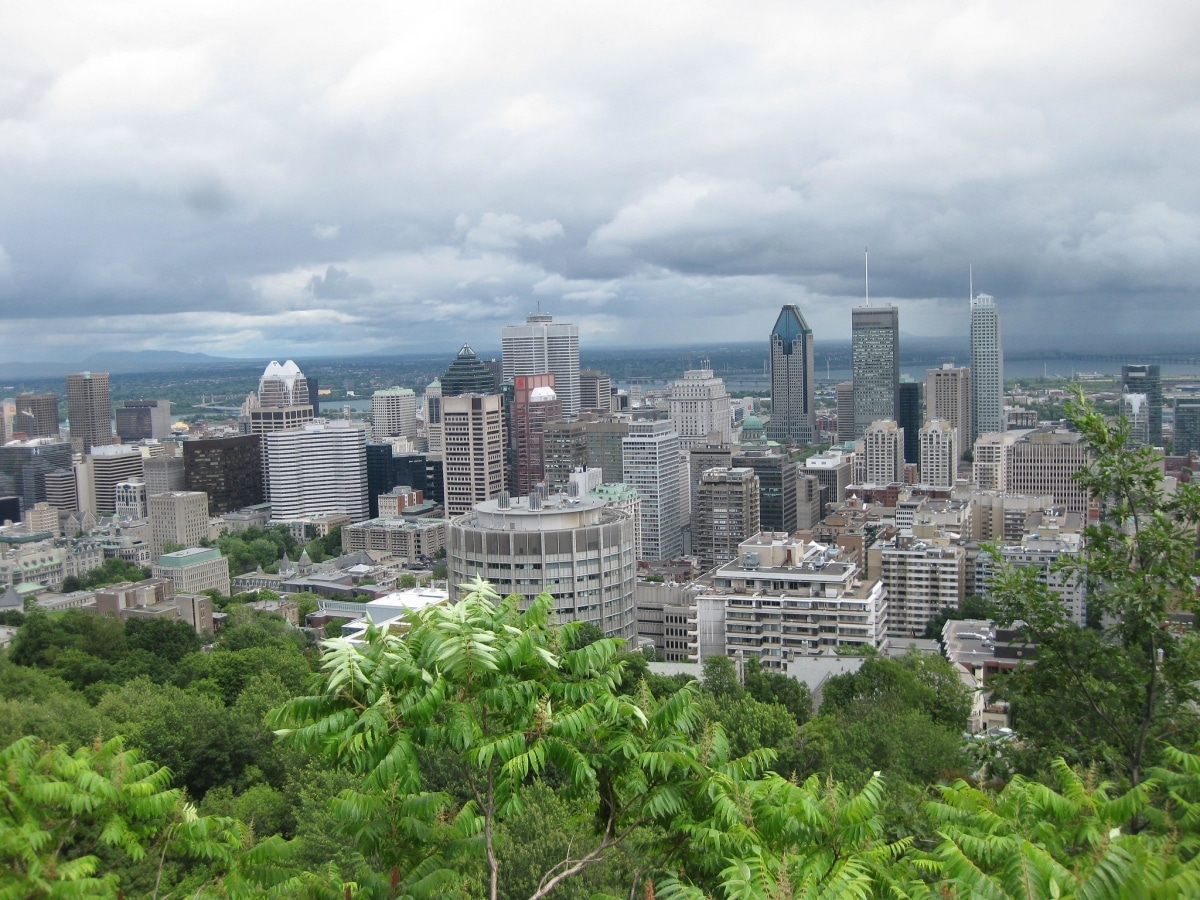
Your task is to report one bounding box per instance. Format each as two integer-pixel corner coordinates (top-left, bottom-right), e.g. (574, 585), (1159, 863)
(265, 421), (368, 522)
(372, 387), (418, 440)
(502, 313), (581, 419)
(919, 419), (958, 489)
(441, 393), (506, 517)
(970, 293), (1003, 442)
(622, 420), (685, 561)
(863, 420), (905, 485)
(667, 368), (733, 449)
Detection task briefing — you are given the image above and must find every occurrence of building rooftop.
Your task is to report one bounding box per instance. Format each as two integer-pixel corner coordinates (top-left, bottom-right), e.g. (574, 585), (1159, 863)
(155, 547), (222, 567)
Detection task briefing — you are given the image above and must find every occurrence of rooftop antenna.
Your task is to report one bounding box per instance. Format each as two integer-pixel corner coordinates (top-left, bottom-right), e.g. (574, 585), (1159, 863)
(969, 264), (973, 302)
(865, 247), (870, 307)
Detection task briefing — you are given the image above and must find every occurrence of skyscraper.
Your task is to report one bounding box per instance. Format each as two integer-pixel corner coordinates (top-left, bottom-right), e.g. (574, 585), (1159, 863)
(919, 419), (958, 489)
(970, 293), (1004, 441)
(441, 393), (507, 517)
(0, 438), (73, 512)
(862, 420), (904, 485)
(422, 380), (444, 453)
(766, 305), (816, 446)
(502, 313), (581, 418)
(834, 381), (855, 444)
(579, 370), (612, 412)
(13, 393), (59, 439)
(372, 387), (418, 440)
(66, 372), (113, 453)
(441, 345), (498, 396)
(115, 399), (172, 442)
(1121, 364), (1162, 447)
(926, 364), (971, 456)
(694, 468), (760, 571)
(510, 374), (562, 495)
(897, 380), (923, 465)
(243, 360), (315, 438)
(622, 420), (685, 561)
(852, 307), (900, 438)
(149, 491), (210, 556)
(183, 435), (264, 514)
(668, 367), (733, 449)
(1175, 400), (1200, 455)
(739, 449), (799, 534)
(265, 422), (368, 521)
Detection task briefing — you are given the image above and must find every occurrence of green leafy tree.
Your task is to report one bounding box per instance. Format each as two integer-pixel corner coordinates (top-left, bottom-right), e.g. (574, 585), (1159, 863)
(125, 617), (202, 665)
(96, 678), (258, 799)
(990, 391), (1200, 785)
(701, 654), (744, 698)
(0, 734), (324, 900)
(272, 578), (769, 900)
(743, 656), (812, 726)
(801, 653), (971, 788)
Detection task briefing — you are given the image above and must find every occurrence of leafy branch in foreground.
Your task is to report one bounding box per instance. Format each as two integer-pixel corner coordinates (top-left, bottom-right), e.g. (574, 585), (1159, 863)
(0, 734), (332, 900)
(271, 577), (769, 900)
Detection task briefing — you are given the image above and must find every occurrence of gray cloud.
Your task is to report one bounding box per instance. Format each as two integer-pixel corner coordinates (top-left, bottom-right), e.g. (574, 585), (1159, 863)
(307, 265), (373, 300)
(0, 1), (1197, 362)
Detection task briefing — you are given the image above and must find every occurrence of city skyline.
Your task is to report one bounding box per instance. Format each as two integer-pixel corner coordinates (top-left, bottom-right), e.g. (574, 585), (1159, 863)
(1, 3), (1197, 364)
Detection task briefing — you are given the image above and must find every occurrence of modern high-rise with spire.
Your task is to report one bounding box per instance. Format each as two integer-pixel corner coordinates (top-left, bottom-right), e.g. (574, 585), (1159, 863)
(765, 305), (815, 446)
(851, 306), (900, 437)
(970, 293), (1004, 441)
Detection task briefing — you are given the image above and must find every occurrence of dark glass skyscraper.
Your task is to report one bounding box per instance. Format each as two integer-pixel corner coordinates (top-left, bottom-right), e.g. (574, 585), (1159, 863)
(852, 306), (900, 438)
(441, 344), (498, 396)
(766, 305), (815, 446)
(183, 435), (264, 514)
(897, 380), (923, 464)
(1121, 364), (1163, 447)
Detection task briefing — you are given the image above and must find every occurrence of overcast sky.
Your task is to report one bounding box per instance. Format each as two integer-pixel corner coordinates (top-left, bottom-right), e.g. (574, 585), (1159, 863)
(1, 1), (1197, 363)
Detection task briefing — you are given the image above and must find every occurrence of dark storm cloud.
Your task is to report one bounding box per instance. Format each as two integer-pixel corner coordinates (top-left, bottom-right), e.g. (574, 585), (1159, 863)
(0, 0), (1197, 361)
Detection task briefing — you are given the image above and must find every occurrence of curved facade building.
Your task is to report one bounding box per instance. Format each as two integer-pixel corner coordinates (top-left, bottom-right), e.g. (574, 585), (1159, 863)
(446, 494), (636, 639)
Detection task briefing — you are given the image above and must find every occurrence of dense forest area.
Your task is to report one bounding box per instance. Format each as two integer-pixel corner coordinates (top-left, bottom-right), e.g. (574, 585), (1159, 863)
(5, 395), (1200, 898)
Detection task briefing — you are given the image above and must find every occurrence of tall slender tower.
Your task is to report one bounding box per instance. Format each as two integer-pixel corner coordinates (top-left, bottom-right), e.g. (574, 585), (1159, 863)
(852, 307), (900, 437)
(970, 293), (1003, 441)
(622, 420), (685, 561)
(66, 372), (114, 453)
(502, 313), (581, 418)
(766, 305), (816, 446)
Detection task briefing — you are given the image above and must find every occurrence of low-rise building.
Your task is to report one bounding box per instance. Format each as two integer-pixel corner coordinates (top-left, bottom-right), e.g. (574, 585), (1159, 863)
(94, 578), (214, 634)
(340, 516), (448, 562)
(689, 532), (889, 671)
(151, 547), (231, 596)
